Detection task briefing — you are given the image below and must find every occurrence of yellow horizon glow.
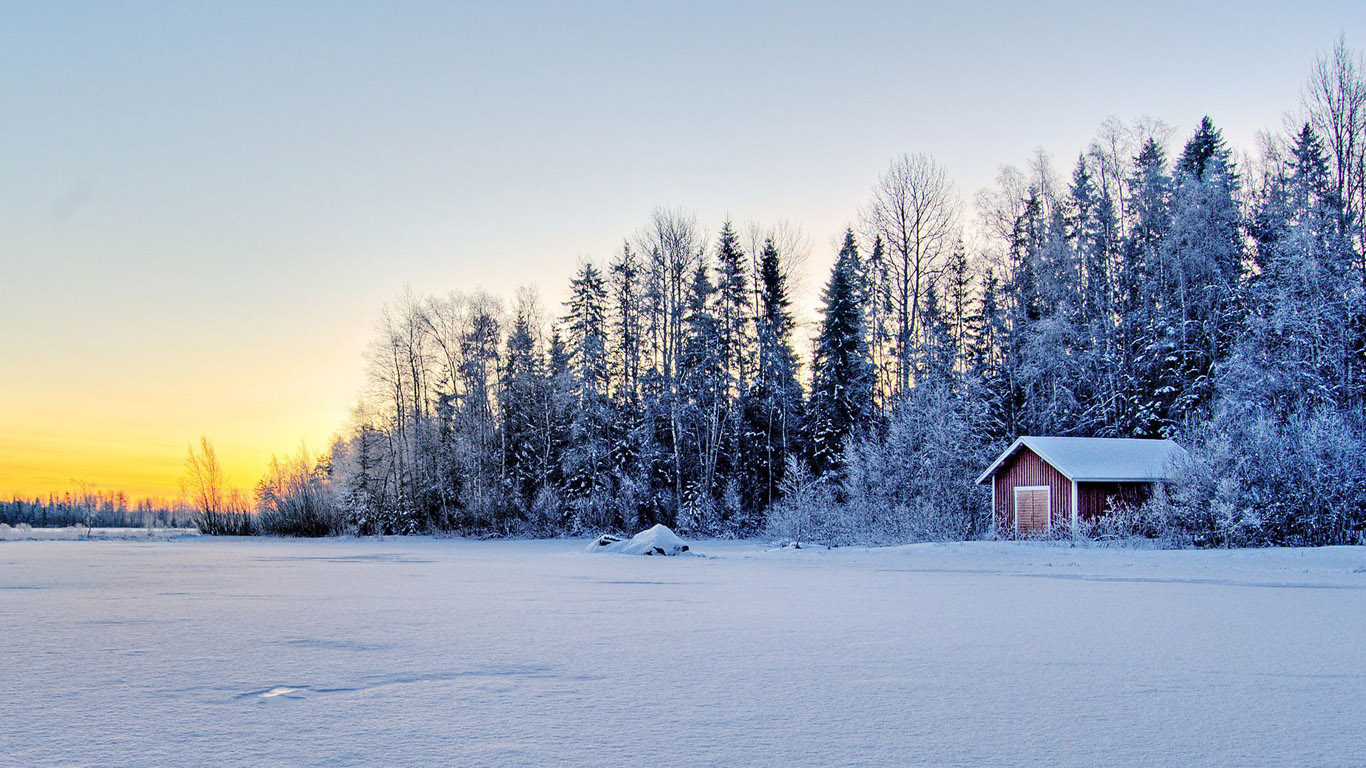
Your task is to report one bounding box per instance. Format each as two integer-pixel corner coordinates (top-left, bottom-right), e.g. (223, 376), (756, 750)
(0, 334), (363, 504)
(0, 427), (337, 504)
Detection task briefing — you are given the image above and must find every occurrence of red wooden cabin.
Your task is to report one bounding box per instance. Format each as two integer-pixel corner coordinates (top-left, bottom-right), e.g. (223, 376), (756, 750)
(975, 436), (1187, 536)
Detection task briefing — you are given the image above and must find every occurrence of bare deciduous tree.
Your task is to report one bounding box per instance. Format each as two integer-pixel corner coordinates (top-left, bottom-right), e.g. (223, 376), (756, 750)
(636, 206), (704, 388)
(862, 153), (959, 397)
(1085, 115), (1172, 234)
(1304, 34), (1366, 263)
(183, 436), (250, 535)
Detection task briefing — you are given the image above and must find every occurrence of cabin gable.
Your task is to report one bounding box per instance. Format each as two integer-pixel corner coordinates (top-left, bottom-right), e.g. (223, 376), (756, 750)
(992, 446), (1072, 534)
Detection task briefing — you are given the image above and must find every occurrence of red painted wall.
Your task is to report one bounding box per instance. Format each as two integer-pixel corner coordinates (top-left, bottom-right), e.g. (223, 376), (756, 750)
(1076, 481), (1152, 520)
(992, 446), (1072, 533)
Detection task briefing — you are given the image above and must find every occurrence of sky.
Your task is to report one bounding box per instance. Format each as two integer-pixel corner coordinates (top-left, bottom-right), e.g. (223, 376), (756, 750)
(2, 0), (1363, 500)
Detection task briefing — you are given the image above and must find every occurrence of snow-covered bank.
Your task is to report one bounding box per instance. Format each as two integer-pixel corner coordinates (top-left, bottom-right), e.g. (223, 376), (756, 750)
(0, 524), (200, 541)
(1, 538), (1363, 767)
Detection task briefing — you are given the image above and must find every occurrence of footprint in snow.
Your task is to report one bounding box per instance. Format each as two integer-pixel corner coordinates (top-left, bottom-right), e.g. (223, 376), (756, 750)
(238, 686), (311, 701)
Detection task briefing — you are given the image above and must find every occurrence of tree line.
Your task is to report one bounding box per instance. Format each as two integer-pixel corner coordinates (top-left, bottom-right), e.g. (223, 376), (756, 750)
(195, 38), (1366, 547)
(1, 488), (192, 529)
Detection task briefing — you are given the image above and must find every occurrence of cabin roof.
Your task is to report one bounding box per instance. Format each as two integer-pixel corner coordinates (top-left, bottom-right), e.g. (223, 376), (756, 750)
(975, 436), (1188, 485)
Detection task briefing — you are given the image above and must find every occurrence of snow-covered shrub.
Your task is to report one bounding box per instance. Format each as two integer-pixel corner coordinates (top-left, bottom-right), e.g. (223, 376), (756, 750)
(567, 490), (615, 536)
(609, 476), (643, 534)
(1147, 406), (1366, 547)
(719, 478), (745, 535)
(255, 447), (342, 537)
(193, 490), (256, 536)
(1076, 490), (1176, 547)
(766, 457), (835, 545)
(679, 481), (721, 537)
(835, 392), (995, 544)
(527, 485), (563, 536)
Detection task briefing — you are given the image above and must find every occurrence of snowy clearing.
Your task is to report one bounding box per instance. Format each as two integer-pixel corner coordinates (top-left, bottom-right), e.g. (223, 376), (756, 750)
(1, 537), (1363, 767)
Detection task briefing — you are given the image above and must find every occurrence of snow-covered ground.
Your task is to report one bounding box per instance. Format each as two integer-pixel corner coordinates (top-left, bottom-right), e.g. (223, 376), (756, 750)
(0, 524), (199, 541)
(1, 537), (1363, 767)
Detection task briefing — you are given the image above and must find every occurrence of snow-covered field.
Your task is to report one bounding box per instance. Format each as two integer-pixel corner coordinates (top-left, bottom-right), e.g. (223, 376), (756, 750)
(2, 537), (1363, 767)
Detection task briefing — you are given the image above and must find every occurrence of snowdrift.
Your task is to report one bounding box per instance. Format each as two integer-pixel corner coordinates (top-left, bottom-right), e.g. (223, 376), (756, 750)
(588, 524), (692, 556)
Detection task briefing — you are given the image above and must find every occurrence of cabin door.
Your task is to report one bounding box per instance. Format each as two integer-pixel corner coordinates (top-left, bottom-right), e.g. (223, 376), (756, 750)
(1014, 486), (1050, 534)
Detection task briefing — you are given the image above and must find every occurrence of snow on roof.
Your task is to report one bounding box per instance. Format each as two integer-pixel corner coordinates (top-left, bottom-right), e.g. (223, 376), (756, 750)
(975, 436), (1188, 485)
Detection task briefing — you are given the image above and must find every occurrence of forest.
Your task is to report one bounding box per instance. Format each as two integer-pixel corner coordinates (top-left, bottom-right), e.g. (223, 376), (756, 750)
(172, 40), (1366, 547)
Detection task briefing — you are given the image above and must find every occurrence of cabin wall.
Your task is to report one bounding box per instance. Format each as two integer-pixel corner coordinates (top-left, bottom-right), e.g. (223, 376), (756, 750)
(1076, 482), (1153, 520)
(992, 447), (1072, 533)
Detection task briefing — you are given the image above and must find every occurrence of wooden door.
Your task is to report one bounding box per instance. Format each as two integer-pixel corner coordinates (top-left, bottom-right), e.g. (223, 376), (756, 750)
(1015, 487), (1050, 534)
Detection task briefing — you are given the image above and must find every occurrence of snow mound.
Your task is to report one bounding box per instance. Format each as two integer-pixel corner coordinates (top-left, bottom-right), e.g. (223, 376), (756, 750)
(588, 524), (691, 556)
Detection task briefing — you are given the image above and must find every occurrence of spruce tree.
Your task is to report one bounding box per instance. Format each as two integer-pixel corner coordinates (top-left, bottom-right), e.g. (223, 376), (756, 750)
(741, 237), (805, 519)
(714, 220), (751, 397)
(1154, 117), (1245, 430)
(562, 264), (614, 529)
(809, 230), (874, 476)
(1120, 138), (1173, 436)
(678, 260), (725, 529)
(500, 310), (547, 520)
(1234, 123), (1361, 413)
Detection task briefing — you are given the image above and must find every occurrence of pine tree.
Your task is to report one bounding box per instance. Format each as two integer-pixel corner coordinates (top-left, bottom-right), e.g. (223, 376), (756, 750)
(943, 241), (973, 359)
(1071, 155), (1124, 432)
(677, 259), (725, 529)
(609, 242), (643, 407)
(562, 263), (614, 530)
(918, 284), (958, 385)
(1233, 123), (1361, 413)
(965, 266), (1008, 440)
(999, 188), (1046, 437)
(1178, 116), (1222, 181)
(711, 221), (751, 524)
(500, 309), (548, 522)
(714, 220), (751, 397)
(741, 236), (805, 520)
(452, 298), (503, 530)
(809, 230), (874, 476)
(863, 235), (894, 408)
(1120, 138), (1173, 436)
(1153, 117), (1245, 430)
(607, 242), (647, 530)
(1003, 186), (1089, 436)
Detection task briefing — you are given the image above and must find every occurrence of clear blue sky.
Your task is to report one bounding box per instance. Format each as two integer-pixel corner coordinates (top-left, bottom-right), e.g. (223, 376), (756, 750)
(2, 0), (1362, 497)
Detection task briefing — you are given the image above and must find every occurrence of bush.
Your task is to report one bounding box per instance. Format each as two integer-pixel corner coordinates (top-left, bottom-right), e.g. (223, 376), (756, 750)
(1144, 406), (1366, 547)
(193, 491), (256, 536)
(255, 447), (343, 537)
(831, 392), (995, 545)
(766, 457), (837, 545)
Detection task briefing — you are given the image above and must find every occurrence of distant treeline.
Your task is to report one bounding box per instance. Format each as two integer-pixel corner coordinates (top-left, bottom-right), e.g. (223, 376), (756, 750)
(1, 491), (193, 529)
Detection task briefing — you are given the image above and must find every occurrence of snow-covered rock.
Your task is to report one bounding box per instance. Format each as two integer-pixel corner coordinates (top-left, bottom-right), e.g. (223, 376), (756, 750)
(587, 533), (624, 551)
(588, 524), (691, 556)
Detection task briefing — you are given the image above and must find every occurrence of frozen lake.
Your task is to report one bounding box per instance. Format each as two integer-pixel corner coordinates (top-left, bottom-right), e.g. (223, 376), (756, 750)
(2, 537), (1364, 767)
